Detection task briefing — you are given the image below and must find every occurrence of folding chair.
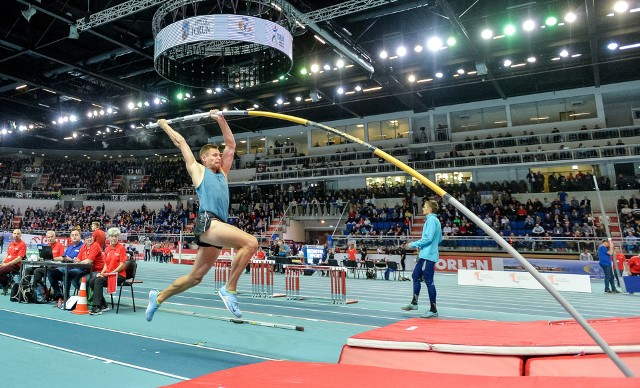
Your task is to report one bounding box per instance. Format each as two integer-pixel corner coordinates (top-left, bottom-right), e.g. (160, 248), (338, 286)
(342, 260), (359, 278)
(110, 260), (140, 314)
(385, 261), (399, 281)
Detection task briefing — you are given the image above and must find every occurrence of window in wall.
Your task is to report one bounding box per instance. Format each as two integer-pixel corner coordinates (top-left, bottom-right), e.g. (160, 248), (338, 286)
(237, 139), (247, 155)
(537, 98), (566, 123)
(433, 113), (447, 132)
(566, 95), (597, 121)
(451, 109), (482, 132)
(510, 102), (540, 126)
(510, 94), (596, 126)
(482, 106), (508, 129)
(312, 126), (351, 147)
(366, 175), (407, 189)
(249, 136), (266, 154)
(368, 118), (410, 141)
(344, 124), (365, 143)
(434, 171), (473, 185)
(367, 121), (383, 141)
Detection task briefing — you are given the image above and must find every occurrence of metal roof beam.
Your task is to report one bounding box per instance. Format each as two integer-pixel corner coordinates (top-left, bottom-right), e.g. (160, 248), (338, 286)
(436, 0), (506, 100)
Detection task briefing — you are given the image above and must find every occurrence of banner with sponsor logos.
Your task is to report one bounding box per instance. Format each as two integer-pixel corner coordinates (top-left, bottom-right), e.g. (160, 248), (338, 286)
(491, 257), (604, 279)
(458, 269), (592, 293)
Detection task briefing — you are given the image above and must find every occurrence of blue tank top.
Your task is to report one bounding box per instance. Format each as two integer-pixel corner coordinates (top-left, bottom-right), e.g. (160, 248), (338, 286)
(196, 168), (229, 222)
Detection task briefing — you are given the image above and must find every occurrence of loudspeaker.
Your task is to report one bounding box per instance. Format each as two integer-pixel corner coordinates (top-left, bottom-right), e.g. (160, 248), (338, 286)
(475, 61), (488, 75)
(310, 90), (321, 102)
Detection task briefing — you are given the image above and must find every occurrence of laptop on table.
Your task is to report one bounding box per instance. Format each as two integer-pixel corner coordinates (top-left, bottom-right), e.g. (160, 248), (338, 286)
(37, 245), (53, 261)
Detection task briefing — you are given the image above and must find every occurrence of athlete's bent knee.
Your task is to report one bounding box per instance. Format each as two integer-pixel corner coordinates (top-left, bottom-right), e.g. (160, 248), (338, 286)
(245, 236), (258, 252)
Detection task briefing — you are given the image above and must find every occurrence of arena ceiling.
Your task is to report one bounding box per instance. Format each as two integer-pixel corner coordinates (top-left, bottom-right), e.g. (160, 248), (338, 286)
(1, 0), (640, 152)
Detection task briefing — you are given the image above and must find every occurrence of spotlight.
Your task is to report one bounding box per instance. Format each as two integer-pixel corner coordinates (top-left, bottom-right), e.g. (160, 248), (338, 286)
(427, 37), (442, 51)
(379, 50), (388, 59)
(545, 16), (558, 26)
(446, 37), (457, 47)
(310, 63), (320, 73)
(407, 74), (416, 82)
(68, 25), (79, 39)
(564, 12), (577, 23)
(414, 45), (423, 53)
(295, 96), (302, 102)
(527, 56), (536, 63)
(608, 42), (619, 50)
(614, 1), (629, 13)
(435, 72), (443, 78)
(336, 87), (344, 95)
(504, 24), (516, 36)
(523, 19), (536, 31)
(21, 6), (36, 22)
(559, 49), (569, 57)
(336, 59), (345, 68)
(503, 59), (512, 67)
(481, 29), (493, 40)
(396, 46), (407, 56)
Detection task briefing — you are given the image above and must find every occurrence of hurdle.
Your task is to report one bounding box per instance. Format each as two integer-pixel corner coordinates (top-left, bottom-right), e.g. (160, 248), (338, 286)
(213, 258), (232, 290)
(285, 265), (357, 305)
(250, 259), (285, 298)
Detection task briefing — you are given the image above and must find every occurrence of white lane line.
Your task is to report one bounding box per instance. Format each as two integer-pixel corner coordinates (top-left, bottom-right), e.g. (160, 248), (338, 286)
(0, 331), (189, 381)
(0, 308), (278, 361)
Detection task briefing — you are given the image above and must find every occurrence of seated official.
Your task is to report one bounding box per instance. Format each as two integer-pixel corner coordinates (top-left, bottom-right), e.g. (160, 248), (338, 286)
(47, 229), (84, 308)
(0, 230), (27, 293)
(25, 230), (65, 287)
(73, 234), (104, 290)
(88, 227), (127, 315)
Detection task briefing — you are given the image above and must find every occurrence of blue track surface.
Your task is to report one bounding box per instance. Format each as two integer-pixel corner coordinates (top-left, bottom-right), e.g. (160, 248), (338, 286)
(2, 260), (639, 387)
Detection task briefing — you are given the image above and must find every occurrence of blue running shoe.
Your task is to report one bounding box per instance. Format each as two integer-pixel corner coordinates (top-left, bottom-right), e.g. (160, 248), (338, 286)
(146, 290), (159, 322)
(421, 311), (438, 318)
(218, 286), (242, 318)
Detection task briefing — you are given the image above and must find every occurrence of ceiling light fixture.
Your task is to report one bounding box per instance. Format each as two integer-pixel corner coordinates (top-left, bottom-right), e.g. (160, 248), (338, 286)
(614, 1), (629, 13)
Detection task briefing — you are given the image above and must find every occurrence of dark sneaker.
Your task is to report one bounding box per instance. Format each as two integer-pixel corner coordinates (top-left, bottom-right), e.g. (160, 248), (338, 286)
(101, 305), (110, 312)
(89, 307), (102, 315)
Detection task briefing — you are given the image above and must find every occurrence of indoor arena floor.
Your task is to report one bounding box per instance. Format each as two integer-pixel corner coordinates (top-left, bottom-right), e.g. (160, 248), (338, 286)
(1, 260), (639, 387)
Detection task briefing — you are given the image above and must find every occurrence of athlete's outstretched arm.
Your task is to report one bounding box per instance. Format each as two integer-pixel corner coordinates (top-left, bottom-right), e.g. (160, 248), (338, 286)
(158, 119), (203, 184)
(211, 109), (236, 175)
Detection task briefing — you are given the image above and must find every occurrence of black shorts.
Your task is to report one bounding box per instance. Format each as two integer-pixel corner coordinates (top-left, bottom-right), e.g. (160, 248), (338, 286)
(194, 211), (224, 248)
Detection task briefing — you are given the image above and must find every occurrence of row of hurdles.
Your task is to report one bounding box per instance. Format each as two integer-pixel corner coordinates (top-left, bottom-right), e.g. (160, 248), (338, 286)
(212, 259), (358, 305)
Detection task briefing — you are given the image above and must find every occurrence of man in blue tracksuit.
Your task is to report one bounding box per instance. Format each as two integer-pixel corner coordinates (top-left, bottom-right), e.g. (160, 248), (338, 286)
(402, 200), (442, 318)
